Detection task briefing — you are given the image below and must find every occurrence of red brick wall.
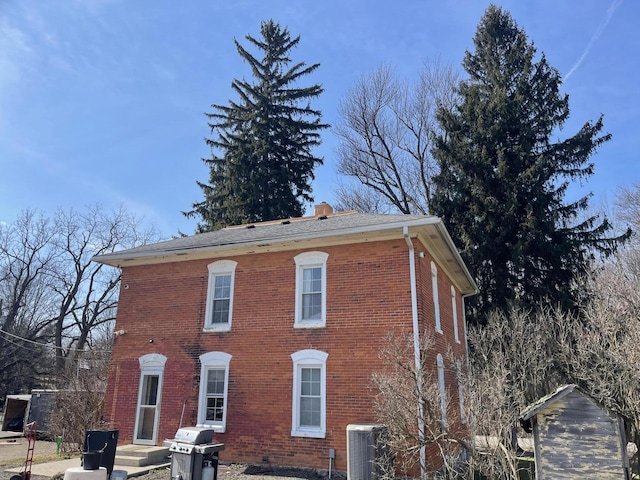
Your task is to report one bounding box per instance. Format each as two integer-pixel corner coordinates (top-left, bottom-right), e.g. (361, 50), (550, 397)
(416, 251), (468, 428)
(103, 238), (467, 471)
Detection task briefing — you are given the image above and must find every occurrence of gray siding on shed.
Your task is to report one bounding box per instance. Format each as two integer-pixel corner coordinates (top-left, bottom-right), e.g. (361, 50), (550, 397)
(534, 390), (626, 480)
(28, 390), (58, 438)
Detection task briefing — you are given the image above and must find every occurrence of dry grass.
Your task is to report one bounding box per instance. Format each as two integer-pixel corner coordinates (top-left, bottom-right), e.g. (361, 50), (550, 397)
(0, 453), (80, 468)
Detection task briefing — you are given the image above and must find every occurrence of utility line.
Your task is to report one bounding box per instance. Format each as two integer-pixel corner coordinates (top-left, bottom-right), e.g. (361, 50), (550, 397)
(0, 328), (111, 353)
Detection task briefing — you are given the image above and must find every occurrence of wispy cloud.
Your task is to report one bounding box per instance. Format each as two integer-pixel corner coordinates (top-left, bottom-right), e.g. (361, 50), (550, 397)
(0, 17), (33, 91)
(565, 0), (623, 80)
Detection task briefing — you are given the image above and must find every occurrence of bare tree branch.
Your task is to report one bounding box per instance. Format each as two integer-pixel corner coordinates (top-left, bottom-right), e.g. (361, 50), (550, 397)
(335, 61), (459, 214)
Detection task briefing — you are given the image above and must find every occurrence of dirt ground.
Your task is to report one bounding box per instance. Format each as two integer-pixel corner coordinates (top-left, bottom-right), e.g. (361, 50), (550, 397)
(0, 437), (60, 463)
(0, 437), (61, 480)
(0, 437), (342, 480)
(141, 464), (341, 480)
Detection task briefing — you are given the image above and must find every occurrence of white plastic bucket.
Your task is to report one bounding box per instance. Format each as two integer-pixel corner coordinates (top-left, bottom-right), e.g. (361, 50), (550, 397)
(111, 470), (127, 480)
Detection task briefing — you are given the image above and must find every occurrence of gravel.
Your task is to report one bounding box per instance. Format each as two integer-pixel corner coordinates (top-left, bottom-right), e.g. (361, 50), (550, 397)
(136, 463), (344, 480)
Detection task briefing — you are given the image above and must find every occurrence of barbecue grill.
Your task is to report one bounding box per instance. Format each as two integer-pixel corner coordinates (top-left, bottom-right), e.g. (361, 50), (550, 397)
(169, 427), (225, 480)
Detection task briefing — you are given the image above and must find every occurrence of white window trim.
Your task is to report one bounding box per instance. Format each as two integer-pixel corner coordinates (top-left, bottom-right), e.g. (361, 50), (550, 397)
(437, 353), (447, 427)
(451, 286), (460, 343)
(294, 252), (328, 329)
(138, 353), (167, 369)
(204, 260), (237, 332)
(456, 360), (467, 424)
(291, 349), (328, 438)
(197, 351), (232, 433)
(134, 354), (166, 445)
(431, 262), (442, 334)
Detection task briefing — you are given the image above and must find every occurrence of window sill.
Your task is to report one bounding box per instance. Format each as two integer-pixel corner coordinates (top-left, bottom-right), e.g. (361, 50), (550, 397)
(203, 325), (231, 333)
(294, 321), (326, 329)
(196, 423), (226, 433)
(291, 429), (325, 439)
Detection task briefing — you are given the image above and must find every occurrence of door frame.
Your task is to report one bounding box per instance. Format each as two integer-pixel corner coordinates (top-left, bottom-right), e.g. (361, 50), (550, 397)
(133, 354), (166, 445)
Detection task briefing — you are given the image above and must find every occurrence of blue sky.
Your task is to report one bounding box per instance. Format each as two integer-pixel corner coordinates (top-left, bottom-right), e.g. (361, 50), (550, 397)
(0, 0), (637, 237)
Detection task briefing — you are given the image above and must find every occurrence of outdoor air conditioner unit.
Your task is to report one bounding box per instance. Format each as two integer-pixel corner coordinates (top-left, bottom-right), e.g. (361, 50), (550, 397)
(346, 424), (389, 480)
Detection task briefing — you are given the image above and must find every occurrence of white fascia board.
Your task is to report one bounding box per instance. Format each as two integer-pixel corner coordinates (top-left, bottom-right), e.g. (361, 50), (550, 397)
(93, 217), (442, 267)
(431, 222), (478, 296)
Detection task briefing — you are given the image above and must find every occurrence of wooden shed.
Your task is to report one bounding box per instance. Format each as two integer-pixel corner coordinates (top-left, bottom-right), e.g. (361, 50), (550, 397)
(520, 384), (629, 480)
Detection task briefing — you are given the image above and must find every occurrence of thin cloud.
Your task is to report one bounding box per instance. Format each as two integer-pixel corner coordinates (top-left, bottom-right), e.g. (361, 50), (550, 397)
(565, 0), (623, 80)
(0, 19), (33, 90)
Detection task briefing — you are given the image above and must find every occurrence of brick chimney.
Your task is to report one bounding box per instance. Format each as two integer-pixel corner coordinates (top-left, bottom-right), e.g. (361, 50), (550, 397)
(314, 202), (333, 217)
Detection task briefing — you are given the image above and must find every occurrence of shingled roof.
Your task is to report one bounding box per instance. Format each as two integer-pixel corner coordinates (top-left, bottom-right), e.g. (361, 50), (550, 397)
(92, 208), (477, 295)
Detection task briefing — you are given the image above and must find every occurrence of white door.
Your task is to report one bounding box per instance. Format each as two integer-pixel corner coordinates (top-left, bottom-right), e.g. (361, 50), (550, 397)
(133, 354), (166, 445)
(134, 373), (161, 444)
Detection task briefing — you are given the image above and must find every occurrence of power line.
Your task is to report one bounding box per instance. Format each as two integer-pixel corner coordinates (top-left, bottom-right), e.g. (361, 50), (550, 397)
(0, 328), (111, 353)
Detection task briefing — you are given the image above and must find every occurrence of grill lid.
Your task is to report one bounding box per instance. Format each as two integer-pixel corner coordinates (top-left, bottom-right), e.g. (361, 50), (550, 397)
(172, 426), (216, 445)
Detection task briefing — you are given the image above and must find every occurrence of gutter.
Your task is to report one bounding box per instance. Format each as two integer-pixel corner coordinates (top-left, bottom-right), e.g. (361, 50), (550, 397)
(93, 216), (442, 266)
(403, 226), (427, 479)
(432, 221), (477, 295)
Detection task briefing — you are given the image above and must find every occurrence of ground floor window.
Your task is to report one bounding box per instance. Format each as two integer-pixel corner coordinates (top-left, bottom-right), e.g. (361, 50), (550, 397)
(291, 349), (328, 438)
(198, 352), (232, 432)
(437, 353), (447, 427)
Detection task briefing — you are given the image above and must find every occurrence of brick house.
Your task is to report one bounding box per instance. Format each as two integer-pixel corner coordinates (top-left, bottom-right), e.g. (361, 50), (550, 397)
(93, 204), (476, 472)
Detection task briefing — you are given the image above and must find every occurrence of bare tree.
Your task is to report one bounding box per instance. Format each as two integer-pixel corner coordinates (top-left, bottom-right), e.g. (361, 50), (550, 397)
(617, 183), (640, 234)
(371, 273), (640, 479)
(469, 307), (567, 411)
(49, 337), (113, 452)
(335, 61), (459, 214)
(372, 329), (471, 479)
(0, 205), (157, 396)
(466, 265), (640, 478)
(464, 307), (569, 480)
(465, 351), (523, 480)
(554, 259), (640, 474)
(48, 205), (156, 371)
(0, 211), (59, 395)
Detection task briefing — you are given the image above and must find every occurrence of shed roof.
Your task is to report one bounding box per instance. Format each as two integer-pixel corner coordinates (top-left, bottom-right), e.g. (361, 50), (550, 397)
(92, 210), (478, 295)
(520, 384), (577, 421)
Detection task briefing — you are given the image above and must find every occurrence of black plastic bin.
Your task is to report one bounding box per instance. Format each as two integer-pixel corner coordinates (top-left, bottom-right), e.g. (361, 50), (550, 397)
(83, 430), (119, 475)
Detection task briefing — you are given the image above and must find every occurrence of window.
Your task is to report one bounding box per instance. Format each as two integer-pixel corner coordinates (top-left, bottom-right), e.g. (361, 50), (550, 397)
(294, 252), (328, 328)
(431, 262), (442, 333)
(291, 349), (328, 438)
(204, 260), (237, 331)
(456, 360), (466, 424)
(198, 352), (232, 432)
(451, 286), (460, 343)
(437, 353), (447, 427)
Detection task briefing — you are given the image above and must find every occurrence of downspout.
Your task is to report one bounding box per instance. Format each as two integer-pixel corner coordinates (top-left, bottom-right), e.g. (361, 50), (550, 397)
(403, 226), (427, 479)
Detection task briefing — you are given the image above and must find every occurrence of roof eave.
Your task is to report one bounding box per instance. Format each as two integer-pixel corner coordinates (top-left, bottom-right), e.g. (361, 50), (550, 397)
(93, 216), (477, 295)
(412, 219), (478, 296)
(93, 217), (440, 266)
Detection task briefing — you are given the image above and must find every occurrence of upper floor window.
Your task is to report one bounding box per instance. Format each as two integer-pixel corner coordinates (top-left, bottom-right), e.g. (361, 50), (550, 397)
(451, 286), (460, 343)
(197, 351), (232, 433)
(204, 260), (237, 332)
(291, 349), (328, 438)
(431, 262), (442, 334)
(294, 252), (328, 328)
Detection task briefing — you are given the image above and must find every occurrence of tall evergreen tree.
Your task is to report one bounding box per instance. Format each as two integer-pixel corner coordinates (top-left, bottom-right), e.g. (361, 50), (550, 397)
(432, 5), (628, 325)
(186, 19), (329, 232)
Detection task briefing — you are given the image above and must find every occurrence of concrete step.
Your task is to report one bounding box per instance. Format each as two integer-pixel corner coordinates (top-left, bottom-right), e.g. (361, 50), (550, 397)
(115, 445), (170, 467)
